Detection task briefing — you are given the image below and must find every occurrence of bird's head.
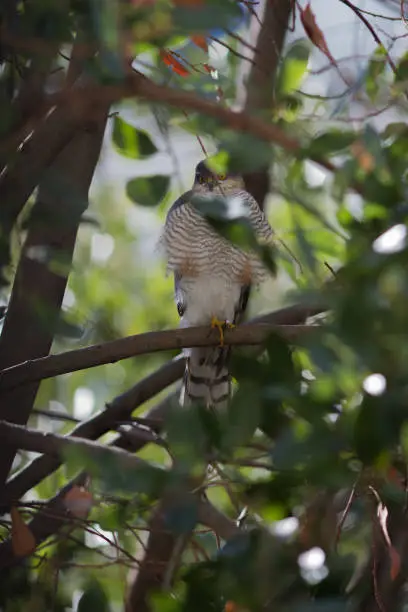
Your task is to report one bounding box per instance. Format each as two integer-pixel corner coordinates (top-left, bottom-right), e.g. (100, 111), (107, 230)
(192, 160), (245, 194)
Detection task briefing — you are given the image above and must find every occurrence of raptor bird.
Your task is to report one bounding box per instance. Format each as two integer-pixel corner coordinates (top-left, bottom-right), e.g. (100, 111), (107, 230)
(162, 160), (274, 409)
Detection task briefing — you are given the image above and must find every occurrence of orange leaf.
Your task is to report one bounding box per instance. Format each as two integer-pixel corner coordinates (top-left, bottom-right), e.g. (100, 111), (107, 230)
(191, 35), (208, 52)
(390, 546), (401, 580)
(64, 486), (93, 519)
(11, 507), (36, 557)
(224, 603), (250, 612)
(160, 50), (190, 76)
(300, 3), (335, 64)
(387, 466), (405, 489)
(351, 141), (375, 172)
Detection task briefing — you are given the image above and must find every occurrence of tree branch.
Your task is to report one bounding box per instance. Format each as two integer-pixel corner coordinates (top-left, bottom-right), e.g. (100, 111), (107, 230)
(0, 420), (156, 472)
(0, 77), (89, 271)
(0, 63), (338, 178)
(0, 322), (315, 391)
(197, 498), (241, 541)
(242, 0), (293, 209)
(125, 493), (241, 612)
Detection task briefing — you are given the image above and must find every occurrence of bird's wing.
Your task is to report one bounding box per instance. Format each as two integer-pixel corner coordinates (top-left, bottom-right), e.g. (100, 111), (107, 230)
(164, 190), (193, 316)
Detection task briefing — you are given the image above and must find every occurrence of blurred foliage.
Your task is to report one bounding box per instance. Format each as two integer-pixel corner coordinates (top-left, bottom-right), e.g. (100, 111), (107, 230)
(2, 0), (408, 611)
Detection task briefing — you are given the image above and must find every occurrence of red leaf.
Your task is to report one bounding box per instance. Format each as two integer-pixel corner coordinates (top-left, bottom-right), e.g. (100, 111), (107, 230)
(390, 546), (401, 580)
(11, 507), (36, 557)
(300, 3), (335, 64)
(64, 486), (93, 519)
(351, 140), (375, 172)
(160, 50), (190, 76)
(203, 63), (215, 73)
(191, 35), (208, 52)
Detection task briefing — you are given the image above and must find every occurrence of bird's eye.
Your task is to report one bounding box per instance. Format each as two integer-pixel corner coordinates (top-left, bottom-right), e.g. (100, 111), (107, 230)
(218, 173), (226, 181)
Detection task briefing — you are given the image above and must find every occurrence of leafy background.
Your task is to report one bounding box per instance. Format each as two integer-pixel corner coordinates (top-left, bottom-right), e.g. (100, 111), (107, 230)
(1, 0), (408, 610)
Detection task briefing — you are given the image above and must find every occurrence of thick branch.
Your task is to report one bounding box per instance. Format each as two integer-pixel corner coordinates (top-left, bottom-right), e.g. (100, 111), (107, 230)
(125, 494), (241, 612)
(242, 0), (293, 209)
(0, 420), (154, 472)
(197, 498), (241, 541)
(125, 497), (190, 612)
(0, 81), (87, 267)
(25, 70), (338, 178)
(0, 322), (315, 391)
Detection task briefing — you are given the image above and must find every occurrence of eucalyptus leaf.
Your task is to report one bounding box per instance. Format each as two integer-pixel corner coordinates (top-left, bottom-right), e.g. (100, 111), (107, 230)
(307, 131), (356, 157)
(112, 116), (158, 159)
(277, 41), (310, 96)
(77, 579), (110, 612)
(172, 0), (242, 34)
(126, 175), (170, 207)
(395, 50), (408, 82)
(366, 45), (387, 101)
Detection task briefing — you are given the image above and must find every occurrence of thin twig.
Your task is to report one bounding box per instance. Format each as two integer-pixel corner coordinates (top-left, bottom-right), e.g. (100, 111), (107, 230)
(32, 408), (80, 423)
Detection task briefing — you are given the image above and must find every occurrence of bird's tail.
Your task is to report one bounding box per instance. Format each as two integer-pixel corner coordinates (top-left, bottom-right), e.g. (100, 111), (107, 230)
(180, 346), (231, 409)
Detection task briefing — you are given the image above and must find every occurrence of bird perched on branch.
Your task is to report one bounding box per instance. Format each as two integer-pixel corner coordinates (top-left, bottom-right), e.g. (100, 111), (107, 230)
(162, 160), (274, 409)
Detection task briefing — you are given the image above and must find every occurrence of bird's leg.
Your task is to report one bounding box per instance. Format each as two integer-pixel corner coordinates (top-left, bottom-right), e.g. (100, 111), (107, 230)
(211, 316), (235, 347)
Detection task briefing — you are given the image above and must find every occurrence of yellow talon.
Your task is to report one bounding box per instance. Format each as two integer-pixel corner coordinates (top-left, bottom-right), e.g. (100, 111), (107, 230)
(211, 317), (235, 347)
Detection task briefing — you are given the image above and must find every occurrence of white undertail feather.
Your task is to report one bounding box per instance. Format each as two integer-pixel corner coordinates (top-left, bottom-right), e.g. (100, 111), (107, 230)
(180, 346), (230, 409)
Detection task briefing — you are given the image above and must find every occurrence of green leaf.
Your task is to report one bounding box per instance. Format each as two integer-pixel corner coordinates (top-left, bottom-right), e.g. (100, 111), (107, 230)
(222, 381), (262, 450)
(126, 175), (170, 207)
(220, 133), (273, 174)
(395, 51), (408, 82)
(163, 492), (199, 535)
(306, 131), (356, 157)
(112, 116), (158, 159)
(192, 194), (258, 247)
(383, 122), (408, 139)
(354, 393), (406, 464)
(77, 579), (110, 612)
(190, 196), (276, 273)
(91, 503), (125, 531)
(366, 45), (387, 101)
(63, 446), (167, 499)
(151, 590), (183, 612)
(265, 333), (296, 385)
(165, 402), (215, 469)
(277, 41), (310, 96)
(172, 0), (242, 34)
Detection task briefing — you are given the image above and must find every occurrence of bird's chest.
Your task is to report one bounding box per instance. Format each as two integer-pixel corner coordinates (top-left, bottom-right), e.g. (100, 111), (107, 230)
(180, 275), (242, 325)
(165, 207), (251, 277)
